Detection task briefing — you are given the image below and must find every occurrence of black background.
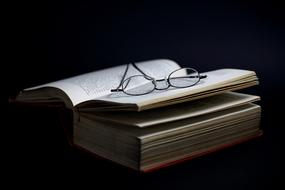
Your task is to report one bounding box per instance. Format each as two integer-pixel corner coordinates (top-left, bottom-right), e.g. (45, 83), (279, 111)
(7, 0), (285, 189)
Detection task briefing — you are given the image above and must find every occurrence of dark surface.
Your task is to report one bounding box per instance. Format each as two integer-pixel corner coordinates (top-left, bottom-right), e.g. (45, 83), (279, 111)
(7, 0), (285, 188)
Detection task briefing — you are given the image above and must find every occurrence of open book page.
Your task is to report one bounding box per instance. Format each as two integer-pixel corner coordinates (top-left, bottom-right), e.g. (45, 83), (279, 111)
(137, 103), (261, 139)
(94, 68), (257, 108)
(79, 103), (260, 138)
(81, 92), (260, 127)
(24, 59), (180, 106)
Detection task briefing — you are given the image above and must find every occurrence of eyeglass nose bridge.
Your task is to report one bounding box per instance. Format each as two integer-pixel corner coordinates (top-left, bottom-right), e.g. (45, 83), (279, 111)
(154, 77), (170, 90)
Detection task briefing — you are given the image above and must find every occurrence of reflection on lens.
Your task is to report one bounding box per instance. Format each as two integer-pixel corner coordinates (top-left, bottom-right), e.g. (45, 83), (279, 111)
(169, 68), (200, 88)
(122, 75), (155, 95)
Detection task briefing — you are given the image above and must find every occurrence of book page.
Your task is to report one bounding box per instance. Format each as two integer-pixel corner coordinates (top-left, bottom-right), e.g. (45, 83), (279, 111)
(25, 59), (180, 106)
(95, 68), (257, 107)
(82, 92), (260, 127)
(79, 103), (260, 137)
(138, 103), (260, 139)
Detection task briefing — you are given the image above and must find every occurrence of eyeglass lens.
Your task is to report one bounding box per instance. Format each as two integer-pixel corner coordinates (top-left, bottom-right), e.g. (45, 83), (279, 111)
(169, 68), (200, 88)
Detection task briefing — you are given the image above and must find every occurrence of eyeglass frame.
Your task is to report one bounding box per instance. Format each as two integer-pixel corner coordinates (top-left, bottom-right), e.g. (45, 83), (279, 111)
(111, 63), (207, 96)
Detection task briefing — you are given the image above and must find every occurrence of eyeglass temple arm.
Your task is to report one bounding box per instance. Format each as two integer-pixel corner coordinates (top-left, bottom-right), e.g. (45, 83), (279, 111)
(111, 76), (132, 92)
(161, 75), (207, 80)
(185, 74), (207, 79)
(111, 62), (152, 92)
(111, 64), (130, 92)
(131, 63), (152, 78)
(111, 89), (123, 92)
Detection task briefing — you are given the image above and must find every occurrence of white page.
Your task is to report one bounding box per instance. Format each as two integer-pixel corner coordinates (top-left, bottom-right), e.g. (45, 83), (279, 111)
(79, 103), (260, 138)
(25, 59), (180, 106)
(96, 68), (256, 106)
(83, 92), (260, 127)
(138, 103), (260, 139)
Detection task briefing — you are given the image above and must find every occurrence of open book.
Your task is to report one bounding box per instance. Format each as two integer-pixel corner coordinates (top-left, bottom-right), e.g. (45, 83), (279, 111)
(16, 59), (258, 111)
(13, 59), (262, 172)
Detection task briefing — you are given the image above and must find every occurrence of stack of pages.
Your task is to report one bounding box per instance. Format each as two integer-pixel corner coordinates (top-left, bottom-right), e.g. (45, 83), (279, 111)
(15, 59), (262, 172)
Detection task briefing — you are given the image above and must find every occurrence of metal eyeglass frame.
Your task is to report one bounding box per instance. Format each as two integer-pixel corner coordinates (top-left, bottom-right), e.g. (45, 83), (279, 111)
(110, 63), (207, 96)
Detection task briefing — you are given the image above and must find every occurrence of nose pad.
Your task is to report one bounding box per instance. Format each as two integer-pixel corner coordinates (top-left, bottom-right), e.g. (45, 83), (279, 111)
(155, 77), (170, 90)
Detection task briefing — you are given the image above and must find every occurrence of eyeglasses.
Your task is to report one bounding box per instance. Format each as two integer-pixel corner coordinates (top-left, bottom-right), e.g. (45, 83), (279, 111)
(111, 63), (207, 96)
